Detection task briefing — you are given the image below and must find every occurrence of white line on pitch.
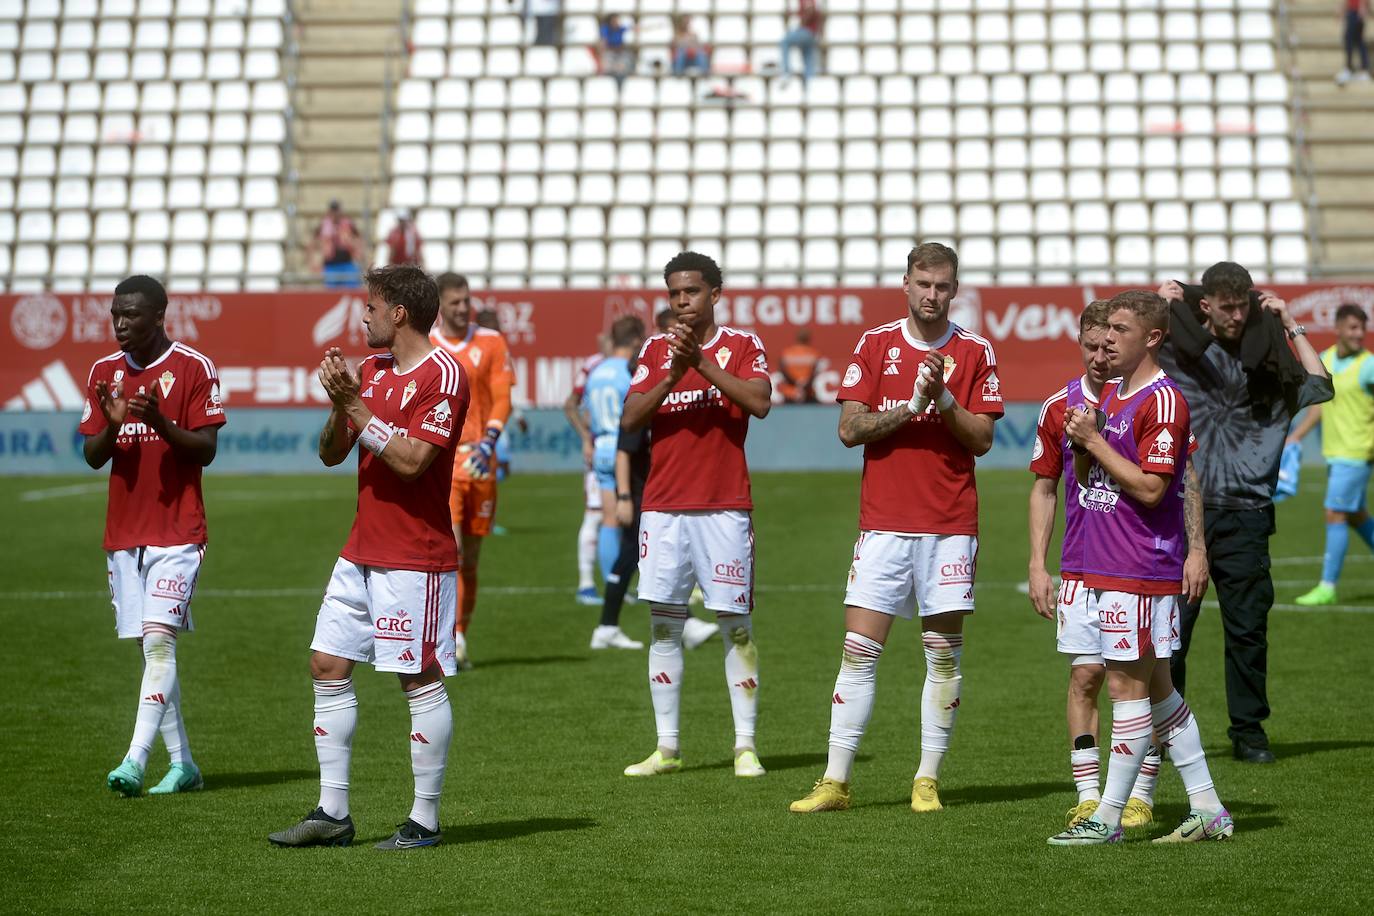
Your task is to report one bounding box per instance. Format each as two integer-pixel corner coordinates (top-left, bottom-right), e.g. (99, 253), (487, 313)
(18, 482), (106, 502)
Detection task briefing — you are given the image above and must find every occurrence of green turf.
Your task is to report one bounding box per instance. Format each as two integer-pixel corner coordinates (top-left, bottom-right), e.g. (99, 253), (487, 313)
(2, 469), (1370, 914)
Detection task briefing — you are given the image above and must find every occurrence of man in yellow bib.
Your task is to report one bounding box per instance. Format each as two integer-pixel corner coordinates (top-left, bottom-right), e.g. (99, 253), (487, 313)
(1289, 304), (1374, 605)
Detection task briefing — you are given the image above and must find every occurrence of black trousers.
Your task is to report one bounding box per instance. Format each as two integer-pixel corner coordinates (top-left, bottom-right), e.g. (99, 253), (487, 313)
(1171, 504), (1275, 746)
(599, 505), (641, 627)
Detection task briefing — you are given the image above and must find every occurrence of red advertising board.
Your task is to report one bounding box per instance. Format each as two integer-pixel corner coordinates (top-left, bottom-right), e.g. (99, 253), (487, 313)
(5, 283), (1371, 410)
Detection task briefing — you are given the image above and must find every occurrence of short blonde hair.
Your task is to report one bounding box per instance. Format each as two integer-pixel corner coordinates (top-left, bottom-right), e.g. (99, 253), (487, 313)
(905, 242), (959, 282)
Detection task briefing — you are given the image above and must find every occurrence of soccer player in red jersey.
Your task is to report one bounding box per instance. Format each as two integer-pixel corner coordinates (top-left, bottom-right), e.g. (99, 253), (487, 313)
(790, 243), (1002, 814)
(1049, 290), (1230, 845)
(82, 275), (225, 798)
(269, 265), (469, 851)
(620, 251), (772, 779)
(1029, 300), (1207, 830)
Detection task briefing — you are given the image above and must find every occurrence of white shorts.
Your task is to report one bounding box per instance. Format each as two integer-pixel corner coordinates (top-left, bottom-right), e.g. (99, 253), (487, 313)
(637, 509), (753, 614)
(310, 557), (458, 676)
(584, 469), (602, 511)
(1056, 577), (1103, 663)
(1090, 589), (1181, 663)
(844, 531), (977, 619)
(106, 543), (204, 639)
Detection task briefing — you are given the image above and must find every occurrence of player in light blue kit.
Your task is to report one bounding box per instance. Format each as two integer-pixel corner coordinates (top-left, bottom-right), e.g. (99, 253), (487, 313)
(583, 316), (647, 601)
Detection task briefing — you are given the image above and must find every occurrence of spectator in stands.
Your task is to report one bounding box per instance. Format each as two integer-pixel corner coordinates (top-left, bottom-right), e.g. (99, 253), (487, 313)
(671, 15), (710, 77)
(521, 0), (563, 47)
(1336, 0), (1372, 85)
(311, 200), (363, 289)
(386, 209), (424, 267)
(779, 0), (824, 86)
(778, 328), (824, 403)
(598, 14), (637, 87)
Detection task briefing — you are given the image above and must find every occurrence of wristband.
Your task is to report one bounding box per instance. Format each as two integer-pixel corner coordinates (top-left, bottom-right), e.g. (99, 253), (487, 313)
(616, 493), (632, 501)
(935, 388), (956, 412)
(359, 417), (395, 456)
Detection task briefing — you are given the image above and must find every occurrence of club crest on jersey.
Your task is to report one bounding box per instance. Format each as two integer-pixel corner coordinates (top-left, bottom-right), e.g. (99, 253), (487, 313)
(470, 347), (482, 366)
(421, 399), (454, 437)
(158, 370), (176, 398)
(400, 379), (418, 410)
(715, 346), (732, 369)
(942, 355), (956, 383)
(842, 363), (862, 387)
(632, 364), (649, 385)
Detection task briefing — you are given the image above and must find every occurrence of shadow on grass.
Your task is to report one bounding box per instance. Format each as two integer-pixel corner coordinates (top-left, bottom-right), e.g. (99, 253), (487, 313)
(474, 655), (588, 669)
(435, 817), (598, 845)
(1265, 739), (1374, 760)
(207, 769), (318, 791)
(858, 780), (1065, 809)
(695, 752), (871, 773)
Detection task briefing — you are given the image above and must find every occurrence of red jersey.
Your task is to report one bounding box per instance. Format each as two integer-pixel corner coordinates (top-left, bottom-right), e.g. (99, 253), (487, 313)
(80, 343), (227, 551)
(629, 326), (770, 512)
(838, 320), (1003, 535)
(341, 348), (469, 572)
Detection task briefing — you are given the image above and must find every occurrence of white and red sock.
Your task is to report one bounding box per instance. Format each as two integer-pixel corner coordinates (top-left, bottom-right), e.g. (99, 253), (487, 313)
(313, 677), (357, 819)
(406, 681), (452, 832)
(915, 631), (963, 780)
(577, 510), (599, 590)
(648, 605), (687, 753)
(1096, 697), (1152, 828)
(1070, 746), (1100, 803)
(825, 631), (882, 782)
(720, 615), (759, 750)
(158, 677), (193, 767)
(1153, 690), (1224, 813)
(1129, 745), (1161, 805)
(128, 629), (178, 769)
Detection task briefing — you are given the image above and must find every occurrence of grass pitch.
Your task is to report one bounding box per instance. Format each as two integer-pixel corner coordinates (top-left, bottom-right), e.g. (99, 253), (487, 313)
(2, 468), (1370, 914)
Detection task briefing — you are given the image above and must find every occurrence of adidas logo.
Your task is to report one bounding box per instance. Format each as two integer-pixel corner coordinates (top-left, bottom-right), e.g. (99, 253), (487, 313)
(410, 732), (430, 744)
(143, 692), (166, 704)
(652, 672), (673, 685)
(4, 359), (84, 411)
(1110, 742), (1134, 756)
(883, 363), (900, 375)
(833, 693), (845, 704)
(734, 677), (758, 690)
(1113, 638), (1131, 650)
(398, 648), (416, 662)
(314, 726), (328, 736)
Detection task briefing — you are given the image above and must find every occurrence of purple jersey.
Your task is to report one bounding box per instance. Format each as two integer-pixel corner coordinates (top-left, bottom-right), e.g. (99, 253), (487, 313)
(1029, 376), (1102, 578)
(1081, 375), (1191, 597)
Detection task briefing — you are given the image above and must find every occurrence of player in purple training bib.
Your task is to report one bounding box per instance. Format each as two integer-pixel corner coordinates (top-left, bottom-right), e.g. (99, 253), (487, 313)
(1049, 290), (1233, 847)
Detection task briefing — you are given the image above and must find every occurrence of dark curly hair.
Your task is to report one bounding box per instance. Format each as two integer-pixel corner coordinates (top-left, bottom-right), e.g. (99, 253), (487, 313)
(663, 251), (723, 290)
(1200, 261), (1254, 301)
(365, 264), (440, 333)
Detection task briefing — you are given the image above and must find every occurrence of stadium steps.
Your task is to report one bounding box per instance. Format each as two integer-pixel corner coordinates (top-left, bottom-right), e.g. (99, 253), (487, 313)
(1285, 0), (1374, 275)
(285, 0), (407, 283)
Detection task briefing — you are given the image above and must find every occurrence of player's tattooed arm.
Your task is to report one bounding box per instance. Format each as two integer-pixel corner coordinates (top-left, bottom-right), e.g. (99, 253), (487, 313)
(1027, 476), (1060, 620)
(318, 406), (355, 466)
(1181, 463), (1209, 602)
(837, 399), (913, 447)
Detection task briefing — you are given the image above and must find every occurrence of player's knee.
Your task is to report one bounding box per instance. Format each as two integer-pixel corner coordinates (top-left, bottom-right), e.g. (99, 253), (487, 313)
(310, 652), (350, 681)
(141, 627), (176, 663)
(1327, 509), (1347, 525)
(1069, 663), (1104, 699)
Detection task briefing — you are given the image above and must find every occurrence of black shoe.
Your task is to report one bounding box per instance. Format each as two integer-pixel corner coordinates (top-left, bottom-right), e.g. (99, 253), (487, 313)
(1232, 738), (1276, 764)
(375, 818), (442, 850)
(268, 807), (356, 847)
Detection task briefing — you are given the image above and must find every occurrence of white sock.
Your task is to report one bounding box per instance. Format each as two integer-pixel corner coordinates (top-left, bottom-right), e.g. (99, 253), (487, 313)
(720, 615), (759, 750)
(1153, 690), (1224, 813)
(128, 630), (178, 769)
(915, 631), (963, 780)
(825, 631), (882, 782)
(1097, 697), (1152, 827)
(648, 605), (687, 753)
(158, 676), (193, 767)
(577, 510), (599, 589)
(1071, 746), (1100, 803)
(406, 681), (452, 832)
(313, 678), (357, 820)
(1129, 745), (1162, 805)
